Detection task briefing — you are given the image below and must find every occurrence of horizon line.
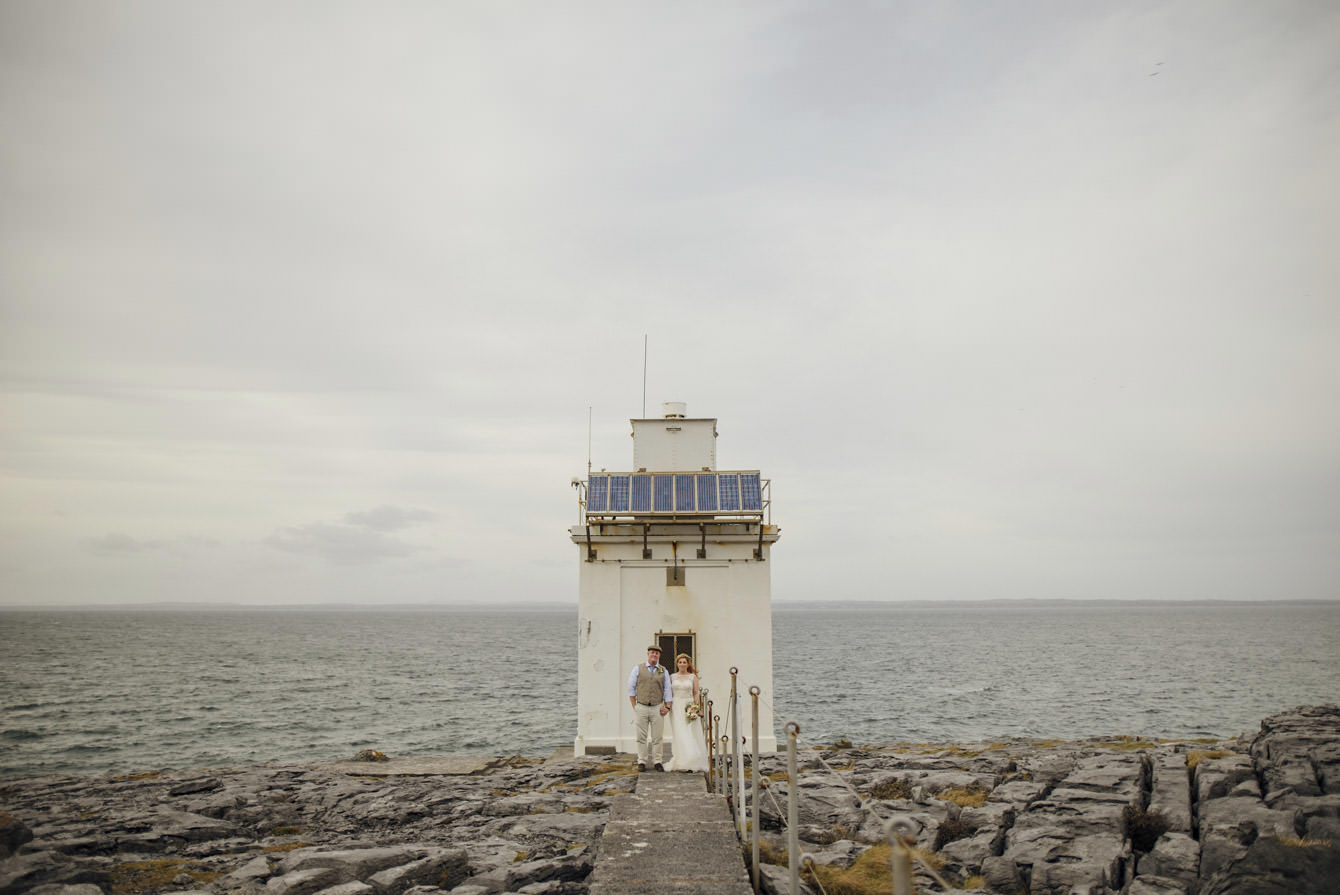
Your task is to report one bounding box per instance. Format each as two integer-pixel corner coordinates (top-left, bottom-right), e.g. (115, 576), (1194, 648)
(2, 597), (1337, 612)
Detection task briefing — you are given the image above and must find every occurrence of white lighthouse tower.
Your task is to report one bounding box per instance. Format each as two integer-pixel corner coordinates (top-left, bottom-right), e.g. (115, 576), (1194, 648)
(571, 402), (781, 756)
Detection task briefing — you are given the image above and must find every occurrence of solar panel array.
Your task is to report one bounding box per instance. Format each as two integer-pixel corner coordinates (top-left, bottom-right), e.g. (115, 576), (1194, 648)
(586, 472), (764, 515)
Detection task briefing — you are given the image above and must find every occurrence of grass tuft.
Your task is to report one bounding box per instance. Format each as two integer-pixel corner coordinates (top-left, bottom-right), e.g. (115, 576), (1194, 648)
(1123, 805), (1170, 853)
(804, 842), (891, 895)
(755, 839), (789, 867)
(933, 817), (974, 850)
(934, 786), (989, 808)
(1276, 836), (1334, 848)
(867, 778), (913, 800)
(1187, 749), (1231, 770)
(110, 859), (221, 895)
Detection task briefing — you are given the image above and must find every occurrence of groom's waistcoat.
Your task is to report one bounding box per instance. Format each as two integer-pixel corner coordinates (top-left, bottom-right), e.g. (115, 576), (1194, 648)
(635, 664), (666, 705)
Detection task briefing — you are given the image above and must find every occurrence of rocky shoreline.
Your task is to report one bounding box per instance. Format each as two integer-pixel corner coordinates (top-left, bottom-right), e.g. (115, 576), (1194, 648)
(3, 705), (1337, 895)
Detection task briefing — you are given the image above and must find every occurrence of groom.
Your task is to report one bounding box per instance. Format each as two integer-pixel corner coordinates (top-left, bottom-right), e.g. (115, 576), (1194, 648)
(627, 644), (673, 772)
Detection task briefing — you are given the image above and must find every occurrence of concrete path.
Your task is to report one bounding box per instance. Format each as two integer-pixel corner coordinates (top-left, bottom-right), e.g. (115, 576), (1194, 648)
(588, 771), (754, 895)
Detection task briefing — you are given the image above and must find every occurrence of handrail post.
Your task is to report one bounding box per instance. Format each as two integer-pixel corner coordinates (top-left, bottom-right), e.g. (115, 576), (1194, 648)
(886, 818), (916, 895)
(720, 734), (730, 805)
(730, 667), (744, 833)
(786, 722), (800, 895)
(749, 685), (761, 894)
(705, 701), (715, 792)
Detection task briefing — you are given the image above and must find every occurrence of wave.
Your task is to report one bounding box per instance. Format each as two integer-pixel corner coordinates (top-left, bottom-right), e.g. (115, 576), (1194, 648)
(1, 729), (44, 741)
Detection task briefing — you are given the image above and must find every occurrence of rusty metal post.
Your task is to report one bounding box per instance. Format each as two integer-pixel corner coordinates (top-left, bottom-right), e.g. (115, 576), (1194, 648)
(786, 722), (800, 895)
(720, 734), (730, 805)
(729, 667), (744, 833)
(705, 701), (715, 792)
(749, 685), (761, 893)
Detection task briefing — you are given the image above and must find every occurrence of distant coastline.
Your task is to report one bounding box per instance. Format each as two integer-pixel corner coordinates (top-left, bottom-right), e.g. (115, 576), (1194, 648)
(2, 597), (1337, 612)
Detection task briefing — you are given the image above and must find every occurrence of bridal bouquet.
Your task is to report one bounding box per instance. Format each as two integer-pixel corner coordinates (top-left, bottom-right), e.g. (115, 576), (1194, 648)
(684, 701), (703, 722)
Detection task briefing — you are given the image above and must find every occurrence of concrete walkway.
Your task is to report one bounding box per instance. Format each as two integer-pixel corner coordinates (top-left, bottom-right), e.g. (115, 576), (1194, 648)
(587, 771), (754, 895)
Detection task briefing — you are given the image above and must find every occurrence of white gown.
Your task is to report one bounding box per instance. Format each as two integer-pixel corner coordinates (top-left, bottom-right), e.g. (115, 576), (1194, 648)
(666, 673), (709, 772)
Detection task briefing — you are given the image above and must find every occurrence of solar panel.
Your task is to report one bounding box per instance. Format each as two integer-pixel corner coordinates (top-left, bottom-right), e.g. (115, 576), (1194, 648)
(610, 475), (630, 511)
(696, 474), (718, 511)
(740, 473), (762, 510)
(586, 470), (763, 516)
(654, 475), (674, 512)
(588, 475), (608, 512)
(718, 474), (740, 511)
(675, 474), (696, 511)
(631, 475), (652, 512)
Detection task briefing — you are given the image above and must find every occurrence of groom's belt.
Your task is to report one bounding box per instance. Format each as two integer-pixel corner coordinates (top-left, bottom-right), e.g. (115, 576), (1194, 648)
(636, 700), (662, 706)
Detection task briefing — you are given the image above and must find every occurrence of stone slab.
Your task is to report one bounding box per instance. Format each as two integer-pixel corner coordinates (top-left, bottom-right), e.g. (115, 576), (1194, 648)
(319, 756), (511, 776)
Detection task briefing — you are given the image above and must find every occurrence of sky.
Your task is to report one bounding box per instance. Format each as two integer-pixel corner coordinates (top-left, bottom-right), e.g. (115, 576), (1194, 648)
(1, 1), (1337, 606)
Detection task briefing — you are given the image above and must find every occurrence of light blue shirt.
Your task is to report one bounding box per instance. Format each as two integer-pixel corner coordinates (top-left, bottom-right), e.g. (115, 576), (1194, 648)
(627, 663), (673, 703)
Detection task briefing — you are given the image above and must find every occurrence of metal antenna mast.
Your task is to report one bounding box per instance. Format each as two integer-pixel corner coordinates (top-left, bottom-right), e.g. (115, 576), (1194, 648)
(641, 334), (648, 418)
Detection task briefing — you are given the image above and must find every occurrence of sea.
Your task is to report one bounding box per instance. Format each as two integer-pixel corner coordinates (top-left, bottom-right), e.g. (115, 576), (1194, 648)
(2, 602), (1337, 779)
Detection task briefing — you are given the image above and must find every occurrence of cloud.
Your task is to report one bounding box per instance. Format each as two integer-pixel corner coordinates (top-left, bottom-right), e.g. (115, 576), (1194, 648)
(84, 533), (219, 555)
(344, 505), (437, 532)
(264, 521), (423, 565)
(2, 1), (1337, 605)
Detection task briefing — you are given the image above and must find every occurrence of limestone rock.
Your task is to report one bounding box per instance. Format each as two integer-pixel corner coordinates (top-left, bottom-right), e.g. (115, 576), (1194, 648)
(756, 862), (814, 895)
(1198, 796), (1301, 878)
(311, 884), (374, 895)
(169, 776), (223, 797)
(1136, 831), (1199, 886)
(266, 867), (343, 895)
(3, 706), (1339, 895)
(1200, 835), (1340, 895)
(979, 855), (1025, 894)
(1147, 750), (1193, 833)
(365, 849), (470, 894)
(0, 816), (34, 860)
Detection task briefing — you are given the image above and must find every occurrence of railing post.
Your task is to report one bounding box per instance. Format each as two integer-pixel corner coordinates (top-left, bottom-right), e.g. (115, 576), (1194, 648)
(730, 667), (744, 833)
(886, 818), (916, 895)
(705, 701), (715, 792)
(749, 685), (761, 894)
(786, 722), (800, 895)
(720, 734), (730, 805)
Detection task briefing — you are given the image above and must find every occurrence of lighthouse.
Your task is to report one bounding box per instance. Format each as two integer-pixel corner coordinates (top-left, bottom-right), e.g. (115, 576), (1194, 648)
(571, 402), (781, 756)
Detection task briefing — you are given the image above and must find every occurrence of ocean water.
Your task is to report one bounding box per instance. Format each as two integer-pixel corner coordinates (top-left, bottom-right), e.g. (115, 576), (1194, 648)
(1, 603), (1337, 778)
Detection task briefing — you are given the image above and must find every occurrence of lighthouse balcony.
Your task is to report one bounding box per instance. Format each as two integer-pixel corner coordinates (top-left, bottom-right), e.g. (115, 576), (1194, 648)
(580, 470), (769, 522)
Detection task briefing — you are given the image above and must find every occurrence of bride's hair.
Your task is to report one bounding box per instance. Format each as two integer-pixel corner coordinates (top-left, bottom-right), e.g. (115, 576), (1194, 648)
(674, 653), (696, 674)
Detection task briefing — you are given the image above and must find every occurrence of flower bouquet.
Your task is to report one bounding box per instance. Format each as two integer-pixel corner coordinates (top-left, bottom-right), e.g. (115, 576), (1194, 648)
(685, 701), (703, 723)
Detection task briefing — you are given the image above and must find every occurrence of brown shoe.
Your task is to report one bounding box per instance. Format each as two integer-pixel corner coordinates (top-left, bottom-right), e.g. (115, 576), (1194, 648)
(654, 763), (665, 772)
(638, 764), (647, 773)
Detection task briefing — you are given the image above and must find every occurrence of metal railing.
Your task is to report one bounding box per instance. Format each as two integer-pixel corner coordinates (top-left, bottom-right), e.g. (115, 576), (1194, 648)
(700, 669), (942, 895)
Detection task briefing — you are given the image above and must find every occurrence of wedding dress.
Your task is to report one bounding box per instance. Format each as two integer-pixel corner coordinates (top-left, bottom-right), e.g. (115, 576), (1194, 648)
(665, 673), (709, 772)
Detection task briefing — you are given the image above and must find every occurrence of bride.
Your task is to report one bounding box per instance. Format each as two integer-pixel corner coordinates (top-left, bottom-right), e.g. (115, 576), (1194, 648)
(665, 653), (709, 772)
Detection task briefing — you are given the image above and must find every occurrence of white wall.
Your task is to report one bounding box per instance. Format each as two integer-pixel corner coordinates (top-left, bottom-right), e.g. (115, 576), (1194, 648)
(573, 531), (778, 755)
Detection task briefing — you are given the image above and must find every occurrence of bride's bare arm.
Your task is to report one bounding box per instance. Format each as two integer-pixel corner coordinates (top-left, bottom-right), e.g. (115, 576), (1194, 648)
(693, 675), (700, 703)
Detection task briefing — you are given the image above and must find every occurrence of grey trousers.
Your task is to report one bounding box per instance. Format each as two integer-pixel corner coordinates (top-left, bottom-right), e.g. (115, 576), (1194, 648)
(634, 702), (665, 765)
